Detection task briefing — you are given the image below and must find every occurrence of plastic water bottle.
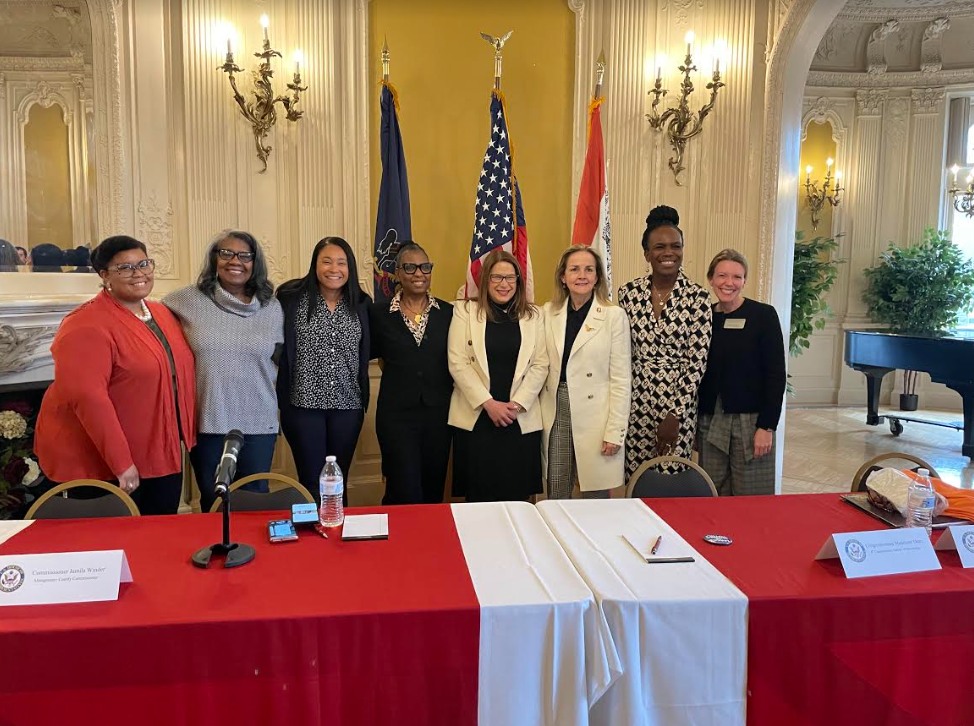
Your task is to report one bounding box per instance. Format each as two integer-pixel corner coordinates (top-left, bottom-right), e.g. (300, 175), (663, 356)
(905, 468), (936, 536)
(319, 456), (344, 527)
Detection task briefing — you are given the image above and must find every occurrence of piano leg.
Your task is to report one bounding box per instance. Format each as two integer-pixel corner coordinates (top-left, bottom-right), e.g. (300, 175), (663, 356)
(856, 366), (893, 426)
(945, 383), (974, 459)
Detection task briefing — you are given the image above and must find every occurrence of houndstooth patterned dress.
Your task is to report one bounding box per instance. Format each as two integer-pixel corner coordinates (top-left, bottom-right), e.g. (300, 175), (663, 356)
(618, 271), (713, 479)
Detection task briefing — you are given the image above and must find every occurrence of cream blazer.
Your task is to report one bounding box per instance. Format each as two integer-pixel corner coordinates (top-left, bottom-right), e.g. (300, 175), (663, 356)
(540, 299), (631, 491)
(447, 300), (548, 433)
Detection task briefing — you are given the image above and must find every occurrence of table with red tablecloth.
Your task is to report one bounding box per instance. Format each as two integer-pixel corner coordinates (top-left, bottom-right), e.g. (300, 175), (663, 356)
(0, 502), (617, 726)
(647, 493), (974, 726)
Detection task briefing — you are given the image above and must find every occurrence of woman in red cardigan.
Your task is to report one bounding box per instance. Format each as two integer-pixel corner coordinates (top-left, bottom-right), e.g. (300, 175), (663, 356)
(35, 236), (197, 515)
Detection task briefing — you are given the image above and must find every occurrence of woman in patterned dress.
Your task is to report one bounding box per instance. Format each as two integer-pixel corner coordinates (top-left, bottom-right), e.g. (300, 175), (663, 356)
(617, 205), (713, 480)
(276, 237), (371, 504)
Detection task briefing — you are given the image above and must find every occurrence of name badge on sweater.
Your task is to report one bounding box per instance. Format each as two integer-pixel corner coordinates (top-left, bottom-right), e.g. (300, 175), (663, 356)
(724, 318), (746, 329)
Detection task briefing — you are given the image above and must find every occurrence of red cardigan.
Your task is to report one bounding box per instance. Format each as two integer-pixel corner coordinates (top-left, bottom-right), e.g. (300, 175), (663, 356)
(35, 291), (197, 482)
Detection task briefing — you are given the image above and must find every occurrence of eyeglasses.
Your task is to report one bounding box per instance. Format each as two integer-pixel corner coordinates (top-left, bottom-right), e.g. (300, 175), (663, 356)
(109, 258), (155, 276)
(398, 262), (433, 274)
(488, 274), (518, 284)
(217, 248), (255, 262)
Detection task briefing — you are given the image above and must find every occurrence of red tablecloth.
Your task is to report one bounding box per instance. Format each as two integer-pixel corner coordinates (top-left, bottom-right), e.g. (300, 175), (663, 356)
(0, 508), (480, 726)
(647, 493), (974, 726)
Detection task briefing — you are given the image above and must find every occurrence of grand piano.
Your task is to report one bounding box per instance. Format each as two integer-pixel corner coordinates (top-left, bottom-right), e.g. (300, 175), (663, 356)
(844, 330), (974, 458)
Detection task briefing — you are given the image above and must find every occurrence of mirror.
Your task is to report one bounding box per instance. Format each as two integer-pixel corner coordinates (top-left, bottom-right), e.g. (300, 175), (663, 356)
(0, 0), (97, 273)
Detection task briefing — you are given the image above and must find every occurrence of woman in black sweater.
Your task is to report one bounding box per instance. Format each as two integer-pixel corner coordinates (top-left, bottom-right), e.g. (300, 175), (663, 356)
(697, 249), (786, 495)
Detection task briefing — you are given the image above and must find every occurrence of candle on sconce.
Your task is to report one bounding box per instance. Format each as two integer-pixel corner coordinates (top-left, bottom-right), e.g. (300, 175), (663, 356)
(835, 170), (843, 181)
(806, 165), (813, 180)
(260, 14), (269, 42)
(684, 30), (695, 56)
(951, 164), (960, 184)
(293, 49), (304, 78)
(713, 39), (726, 74)
(826, 157), (833, 169)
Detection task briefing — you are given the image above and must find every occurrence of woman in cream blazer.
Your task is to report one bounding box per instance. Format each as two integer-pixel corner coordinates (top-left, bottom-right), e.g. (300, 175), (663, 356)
(541, 246), (631, 498)
(448, 250), (548, 501)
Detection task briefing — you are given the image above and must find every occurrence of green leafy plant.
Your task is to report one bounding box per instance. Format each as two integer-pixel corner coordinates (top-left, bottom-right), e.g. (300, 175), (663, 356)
(790, 231), (842, 357)
(862, 228), (974, 337)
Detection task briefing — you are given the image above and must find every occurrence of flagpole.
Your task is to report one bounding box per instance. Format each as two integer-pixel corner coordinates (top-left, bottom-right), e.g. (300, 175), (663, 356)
(382, 37), (390, 83)
(480, 31), (513, 91)
(594, 49), (605, 99)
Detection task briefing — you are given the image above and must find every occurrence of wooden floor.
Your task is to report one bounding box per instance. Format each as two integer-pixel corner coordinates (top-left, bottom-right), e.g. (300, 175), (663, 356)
(782, 405), (974, 493)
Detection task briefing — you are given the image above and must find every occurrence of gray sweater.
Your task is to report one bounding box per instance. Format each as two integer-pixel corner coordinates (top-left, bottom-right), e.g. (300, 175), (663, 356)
(164, 285), (284, 435)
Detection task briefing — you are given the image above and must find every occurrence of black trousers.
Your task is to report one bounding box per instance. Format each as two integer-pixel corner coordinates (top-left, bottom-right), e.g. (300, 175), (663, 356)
(51, 472), (183, 516)
(280, 403), (364, 505)
(376, 404), (452, 505)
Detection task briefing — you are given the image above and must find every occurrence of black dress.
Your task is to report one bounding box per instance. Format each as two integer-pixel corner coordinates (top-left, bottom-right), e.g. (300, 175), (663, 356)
(453, 305), (543, 502)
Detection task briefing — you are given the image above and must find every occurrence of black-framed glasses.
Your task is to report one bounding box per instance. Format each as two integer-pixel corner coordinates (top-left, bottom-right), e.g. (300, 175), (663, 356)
(398, 262), (433, 274)
(488, 273), (518, 284)
(217, 248), (255, 262)
(109, 258), (155, 276)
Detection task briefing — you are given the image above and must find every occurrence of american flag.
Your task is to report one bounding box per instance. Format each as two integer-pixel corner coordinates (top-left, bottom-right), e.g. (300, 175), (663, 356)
(465, 91), (533, 300)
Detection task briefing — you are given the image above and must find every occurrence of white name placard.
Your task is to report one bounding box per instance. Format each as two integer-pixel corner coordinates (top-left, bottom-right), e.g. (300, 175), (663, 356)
(815, 529), (941, 578)
(935, 525), (974, 568)
(0, 550), (132, 606)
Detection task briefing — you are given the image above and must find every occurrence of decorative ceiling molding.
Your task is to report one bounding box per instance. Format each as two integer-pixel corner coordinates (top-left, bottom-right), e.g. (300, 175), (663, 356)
(856, 88), (888, 116)
(839, 2), (974, 23)
(0, 56), (85, 71)
(919, 17), (949, 73)
(866, 19), (899, 74)
(808, 67), (974, 88)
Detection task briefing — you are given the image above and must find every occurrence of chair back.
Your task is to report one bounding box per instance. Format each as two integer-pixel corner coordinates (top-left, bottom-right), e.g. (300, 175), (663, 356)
(626, 456), (718, 498)
(209, 473), (314, 513)
(851, 453), (939, 493)
(24, 479), (140, 520)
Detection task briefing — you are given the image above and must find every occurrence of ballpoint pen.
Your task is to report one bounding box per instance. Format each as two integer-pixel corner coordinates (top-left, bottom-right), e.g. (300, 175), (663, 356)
(651, 535), (662, 555)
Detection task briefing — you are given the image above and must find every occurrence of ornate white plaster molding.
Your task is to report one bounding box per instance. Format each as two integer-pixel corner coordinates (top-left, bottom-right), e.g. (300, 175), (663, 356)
(801, 96), (848, 144)
(808, 68), (974, 88)
(920, 17), (949, 74)
(0, 57), (85, 72)
(856, 88), (887, 116)
(137, 192), (174, 277)
(661, 0), (704, 27)
(911, 87), (945, 114)
(866, 19), (898, 75)
(839, 3), (974, 24)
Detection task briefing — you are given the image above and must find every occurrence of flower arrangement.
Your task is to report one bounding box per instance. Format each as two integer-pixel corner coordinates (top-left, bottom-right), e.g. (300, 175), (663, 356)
(0, 399), (40, 516)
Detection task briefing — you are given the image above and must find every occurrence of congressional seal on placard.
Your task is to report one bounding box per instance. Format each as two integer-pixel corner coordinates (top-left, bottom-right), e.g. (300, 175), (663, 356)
(844, 539), (867, 563)
(0, 564), (25, 593)
(962, 531), (974, 555)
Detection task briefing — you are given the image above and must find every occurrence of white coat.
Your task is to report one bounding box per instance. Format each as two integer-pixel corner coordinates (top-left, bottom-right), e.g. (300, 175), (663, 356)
(447, 300), (548, 433)
(540, 299), (631, 491)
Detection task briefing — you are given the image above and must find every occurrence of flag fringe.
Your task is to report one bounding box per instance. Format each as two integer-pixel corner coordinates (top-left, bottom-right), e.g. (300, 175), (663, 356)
(382, 80), (401, 114)
(586, 95), (604, 140)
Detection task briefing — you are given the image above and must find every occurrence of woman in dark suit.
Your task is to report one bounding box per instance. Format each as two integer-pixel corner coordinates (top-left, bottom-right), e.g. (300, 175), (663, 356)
(276, 236), (370, 504)
(370, 242), (454, 504)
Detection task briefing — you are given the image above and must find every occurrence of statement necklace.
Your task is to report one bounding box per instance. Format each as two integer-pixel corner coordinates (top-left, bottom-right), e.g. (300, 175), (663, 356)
(135, 300), (152, 323)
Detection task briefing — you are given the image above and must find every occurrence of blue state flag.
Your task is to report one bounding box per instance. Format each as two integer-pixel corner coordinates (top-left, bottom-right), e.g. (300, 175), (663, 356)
(373, 82), (412, 304)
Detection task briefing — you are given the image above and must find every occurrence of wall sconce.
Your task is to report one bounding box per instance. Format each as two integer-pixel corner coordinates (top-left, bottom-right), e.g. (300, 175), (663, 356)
(948, 165), (974, 218)
(803, 157), (843, 230)
(218, 15), (307, 173)
(646, 32), (726, 186)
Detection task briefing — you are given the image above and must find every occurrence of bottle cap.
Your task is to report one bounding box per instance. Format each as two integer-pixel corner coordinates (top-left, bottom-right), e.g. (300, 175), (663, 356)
(326, 455), (337, 462)
(917, 468), (929, 477)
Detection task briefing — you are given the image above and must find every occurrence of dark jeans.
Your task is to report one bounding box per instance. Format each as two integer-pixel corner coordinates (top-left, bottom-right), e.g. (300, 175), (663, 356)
(50, 472), (184, 516)
(376, 404), (452, 505)
(190, 433), (278, 513)
(280, 404), (364, 505)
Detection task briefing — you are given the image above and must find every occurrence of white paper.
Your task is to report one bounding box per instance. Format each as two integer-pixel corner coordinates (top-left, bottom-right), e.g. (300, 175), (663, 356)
(0, 520), (34, 546)
(815, 529), (941, 578)
(341, 514), (389, 540)
(935, 525), (974, 568)
(0, 549), (132, 606)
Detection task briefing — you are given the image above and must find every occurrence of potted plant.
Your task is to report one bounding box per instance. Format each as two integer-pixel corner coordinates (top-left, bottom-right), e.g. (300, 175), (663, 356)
(862, 227), (974, 410)
(0, 399), (40, 518)
(790, 231), (842, 357)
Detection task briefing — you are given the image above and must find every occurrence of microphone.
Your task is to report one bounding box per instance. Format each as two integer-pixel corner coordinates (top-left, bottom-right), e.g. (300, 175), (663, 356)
(213, 430), (245, 496)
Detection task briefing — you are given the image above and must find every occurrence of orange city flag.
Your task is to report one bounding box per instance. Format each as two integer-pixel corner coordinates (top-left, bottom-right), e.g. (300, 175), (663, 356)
(571, 97), (612, 293)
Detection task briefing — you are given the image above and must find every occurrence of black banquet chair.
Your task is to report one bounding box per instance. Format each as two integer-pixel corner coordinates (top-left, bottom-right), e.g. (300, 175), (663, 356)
(626, 456), (718, 498)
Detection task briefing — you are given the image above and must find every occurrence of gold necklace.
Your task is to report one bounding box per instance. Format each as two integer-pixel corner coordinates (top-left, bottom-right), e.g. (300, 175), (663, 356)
(651, 285), (673, 306)
(400, 299), (426, 324)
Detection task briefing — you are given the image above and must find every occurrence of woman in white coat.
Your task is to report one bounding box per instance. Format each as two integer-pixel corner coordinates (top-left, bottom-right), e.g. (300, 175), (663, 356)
(541, 246), (631, 498)
(448, 250), (548, 502)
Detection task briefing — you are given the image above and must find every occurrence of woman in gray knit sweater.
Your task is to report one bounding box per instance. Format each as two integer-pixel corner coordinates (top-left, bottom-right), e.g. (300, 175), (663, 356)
(164, 230), (284, 512)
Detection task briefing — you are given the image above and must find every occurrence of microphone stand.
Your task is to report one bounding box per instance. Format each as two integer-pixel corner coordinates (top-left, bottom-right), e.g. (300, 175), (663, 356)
(192, 484), (256, 569)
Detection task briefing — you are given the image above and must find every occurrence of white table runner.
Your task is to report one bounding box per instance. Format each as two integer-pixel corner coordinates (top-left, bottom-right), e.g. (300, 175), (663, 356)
(452, 501), (622, 726)
(537, 498), (747, 726)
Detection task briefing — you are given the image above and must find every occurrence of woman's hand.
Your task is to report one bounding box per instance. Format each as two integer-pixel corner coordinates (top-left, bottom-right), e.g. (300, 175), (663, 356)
(601, 441), (620, 457)
(655, 413), (679, 455)
(483, 399), (518, 427)
(753, 428), (773, 458)
(117, 464), (140, 495)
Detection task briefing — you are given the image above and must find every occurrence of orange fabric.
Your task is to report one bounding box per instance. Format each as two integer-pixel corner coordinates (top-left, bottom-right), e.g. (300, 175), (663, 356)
(901, 469), (974, 522)
(35, 291), (197, 481)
